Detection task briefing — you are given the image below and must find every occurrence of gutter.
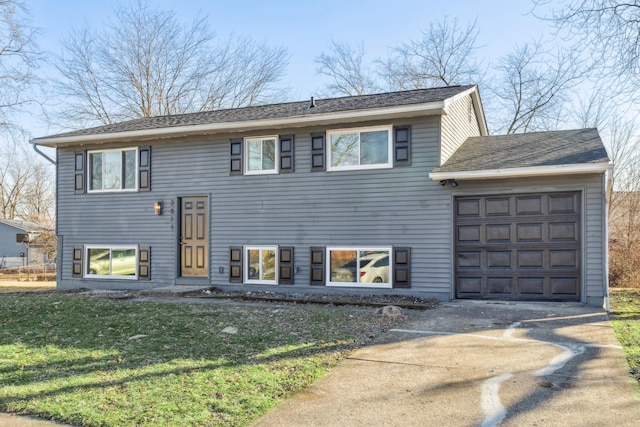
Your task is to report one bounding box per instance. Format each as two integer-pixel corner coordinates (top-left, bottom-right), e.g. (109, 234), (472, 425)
(32, 142), (56, 165)
(429, 161), (613, 181)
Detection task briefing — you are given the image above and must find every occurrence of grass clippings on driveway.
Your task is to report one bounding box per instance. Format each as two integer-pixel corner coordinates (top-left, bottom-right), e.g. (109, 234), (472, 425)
(0, 293), (399, 426)
(609, 288), (640, 384)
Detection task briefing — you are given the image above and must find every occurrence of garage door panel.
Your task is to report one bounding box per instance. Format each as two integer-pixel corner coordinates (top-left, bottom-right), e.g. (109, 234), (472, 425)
(517, 223), (543, 241)
(486, 197), (510, 215)
(458, 225), (481, 242)
(518, 250), (544, 268)
(549, 222), (577, 240)
(488, 277), (512, 294)
(487, 224), (511, 241)
(550, 250), (578, 267)
(519, 277), (545, 294)
(457, 199), (480, 216)
(516, 196), (543, 215)
(551, 277), (579, 295)
(457, 252), (481, 268)
(549, 194), (577, 213)
(487, 251), (511, 268)
(455, 192), (580, 302)
(458, 277), (482, 293)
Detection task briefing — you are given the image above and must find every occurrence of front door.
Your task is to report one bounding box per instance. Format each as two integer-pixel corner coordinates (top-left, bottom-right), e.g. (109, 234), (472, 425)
(180, 196), (209, 277)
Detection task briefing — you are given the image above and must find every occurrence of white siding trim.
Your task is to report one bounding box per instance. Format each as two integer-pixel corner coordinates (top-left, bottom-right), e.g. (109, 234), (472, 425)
(430, 162), (612, 181)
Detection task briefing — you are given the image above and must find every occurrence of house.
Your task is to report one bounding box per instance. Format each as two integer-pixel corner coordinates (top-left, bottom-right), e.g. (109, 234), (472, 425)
(30, 85), (612, 306)
(0, 218), (53, 268)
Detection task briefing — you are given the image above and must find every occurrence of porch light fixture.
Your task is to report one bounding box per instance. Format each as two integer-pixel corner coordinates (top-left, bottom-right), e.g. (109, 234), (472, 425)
(153, 201), (162, 216)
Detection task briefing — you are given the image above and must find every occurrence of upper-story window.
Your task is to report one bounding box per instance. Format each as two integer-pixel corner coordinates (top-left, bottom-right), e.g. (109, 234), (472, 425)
(245, 136), (278, 174)
(328, 126), (392, 171)
(88, 148), (137, 192)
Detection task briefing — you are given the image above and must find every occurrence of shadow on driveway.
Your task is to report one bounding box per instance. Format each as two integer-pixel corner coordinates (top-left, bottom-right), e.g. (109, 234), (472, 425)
(252, 301), (640, 427)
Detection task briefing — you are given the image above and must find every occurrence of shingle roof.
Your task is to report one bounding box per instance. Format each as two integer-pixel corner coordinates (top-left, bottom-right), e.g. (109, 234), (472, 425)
(38, 85), (475, 140)
(432, 128), (609, 173)
(0, 218), (51, 232)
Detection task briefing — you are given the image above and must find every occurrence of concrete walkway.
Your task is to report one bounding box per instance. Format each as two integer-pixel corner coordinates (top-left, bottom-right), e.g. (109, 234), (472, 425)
(252, 301), (640, 427)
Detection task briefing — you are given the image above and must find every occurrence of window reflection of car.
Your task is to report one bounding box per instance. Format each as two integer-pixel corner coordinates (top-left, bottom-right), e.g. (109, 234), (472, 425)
(89, 249), (136, 276)
(331, 253), (389, 284)
(248, 251), (276, 280)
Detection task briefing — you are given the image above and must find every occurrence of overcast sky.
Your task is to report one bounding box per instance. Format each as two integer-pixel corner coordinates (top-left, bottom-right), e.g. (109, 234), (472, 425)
(30, 0), (551, 103)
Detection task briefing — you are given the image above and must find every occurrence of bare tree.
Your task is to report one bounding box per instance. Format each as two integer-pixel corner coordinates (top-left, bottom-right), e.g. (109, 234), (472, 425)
(315, 40), (378, 96)
(54, 0), (289, 127)
(379, 17), (482, 90)
(538, 0), (640, 93)
(488, 41), (583, 134)
(0, 0), (39, 133)
(0, 143), (55, 224)
(17, 161), (55, 224)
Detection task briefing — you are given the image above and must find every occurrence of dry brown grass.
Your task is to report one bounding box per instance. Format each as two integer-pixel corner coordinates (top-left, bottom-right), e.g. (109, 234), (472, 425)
(609, 239), (640, 288)
(0, 281), (56, 293)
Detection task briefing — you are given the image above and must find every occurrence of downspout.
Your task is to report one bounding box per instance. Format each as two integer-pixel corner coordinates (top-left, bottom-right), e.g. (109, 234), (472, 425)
(31, 142), (56, 165)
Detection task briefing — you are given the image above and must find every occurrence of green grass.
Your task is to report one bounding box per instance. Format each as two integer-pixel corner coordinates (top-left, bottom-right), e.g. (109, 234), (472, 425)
(609, 289), (640, 383)
(0, 294), (389, 426)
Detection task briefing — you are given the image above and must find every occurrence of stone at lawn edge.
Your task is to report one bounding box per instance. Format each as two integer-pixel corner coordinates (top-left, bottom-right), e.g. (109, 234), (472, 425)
(376, 305), (404, 318)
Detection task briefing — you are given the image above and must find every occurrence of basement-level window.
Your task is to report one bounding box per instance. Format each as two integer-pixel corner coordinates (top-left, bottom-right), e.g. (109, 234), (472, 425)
(85, 245), (137, 279)
(88, 148), (137, 192)
(327, 126), (392, 171)
(245, 246), (278, 284)
(327, 247), (391, 288)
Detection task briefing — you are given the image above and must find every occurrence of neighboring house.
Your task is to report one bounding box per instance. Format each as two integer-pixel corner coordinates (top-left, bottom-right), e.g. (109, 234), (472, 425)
(31, 85), (612, 306)
(0, 218), (53, 268)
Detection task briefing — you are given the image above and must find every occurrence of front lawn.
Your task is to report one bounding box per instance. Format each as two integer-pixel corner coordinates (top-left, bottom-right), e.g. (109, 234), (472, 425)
(609, 288), (640, 383)
(0, 293), (391, 426)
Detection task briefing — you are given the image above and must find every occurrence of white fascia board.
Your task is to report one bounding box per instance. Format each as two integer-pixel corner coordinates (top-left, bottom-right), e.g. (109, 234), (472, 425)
(429, 161), (613, 180)
(31, 101), (446, 147)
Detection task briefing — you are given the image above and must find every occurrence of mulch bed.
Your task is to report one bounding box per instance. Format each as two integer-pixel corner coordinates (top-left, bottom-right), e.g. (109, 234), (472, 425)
(185, 288), (440, 310)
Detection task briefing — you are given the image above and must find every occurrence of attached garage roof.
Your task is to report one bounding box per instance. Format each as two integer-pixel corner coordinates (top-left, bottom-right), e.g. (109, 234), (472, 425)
(430, 128), (611, 180)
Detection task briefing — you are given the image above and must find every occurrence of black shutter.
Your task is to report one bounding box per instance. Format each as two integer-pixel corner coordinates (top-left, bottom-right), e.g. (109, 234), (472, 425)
(393, 125), (411, 166)
(229, 246), (243, 283)
(310, 132), (325, 172)
(310, 246), (325, 285)
(72, 245), (83, 277)
(138, 246), (151, 280)
(393, 247), (411, 288)
(139, 147), (151, 191)
(74, 151), (85, 194)
(279, 246), (294, 285)
(279, 135), (295, 173)
(230, 139), (243, 175)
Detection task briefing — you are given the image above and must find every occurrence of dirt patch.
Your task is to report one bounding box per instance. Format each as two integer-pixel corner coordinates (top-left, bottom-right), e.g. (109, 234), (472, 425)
(185, 288), (440, 310)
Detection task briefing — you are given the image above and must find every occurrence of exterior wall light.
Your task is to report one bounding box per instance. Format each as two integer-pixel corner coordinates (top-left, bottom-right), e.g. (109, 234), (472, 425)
(153, 201), (162, 216)
(439, 179), (458, 187)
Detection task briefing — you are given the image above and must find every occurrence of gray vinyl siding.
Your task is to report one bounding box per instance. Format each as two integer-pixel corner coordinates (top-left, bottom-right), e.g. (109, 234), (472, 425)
(55, 117), (607, 305)
(440, 94), (481, 165)
(57, 116), (451, 299)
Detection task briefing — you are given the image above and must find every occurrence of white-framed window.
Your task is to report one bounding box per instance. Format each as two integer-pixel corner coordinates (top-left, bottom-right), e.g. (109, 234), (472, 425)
(245, 136), (279, 174)
(327, 126), (392, 171)
(85, 245), (138, 279)
(88, 148), (138, 192)
(327, 247), (392, 288)
(245, 245), (278, 284)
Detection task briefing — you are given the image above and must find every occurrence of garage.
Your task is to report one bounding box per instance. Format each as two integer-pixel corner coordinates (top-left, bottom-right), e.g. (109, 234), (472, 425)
(455, 192), (581, 301)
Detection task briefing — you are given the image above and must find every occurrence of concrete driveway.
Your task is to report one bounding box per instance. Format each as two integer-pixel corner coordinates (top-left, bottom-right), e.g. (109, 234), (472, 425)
(252, 301), (640, 427)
